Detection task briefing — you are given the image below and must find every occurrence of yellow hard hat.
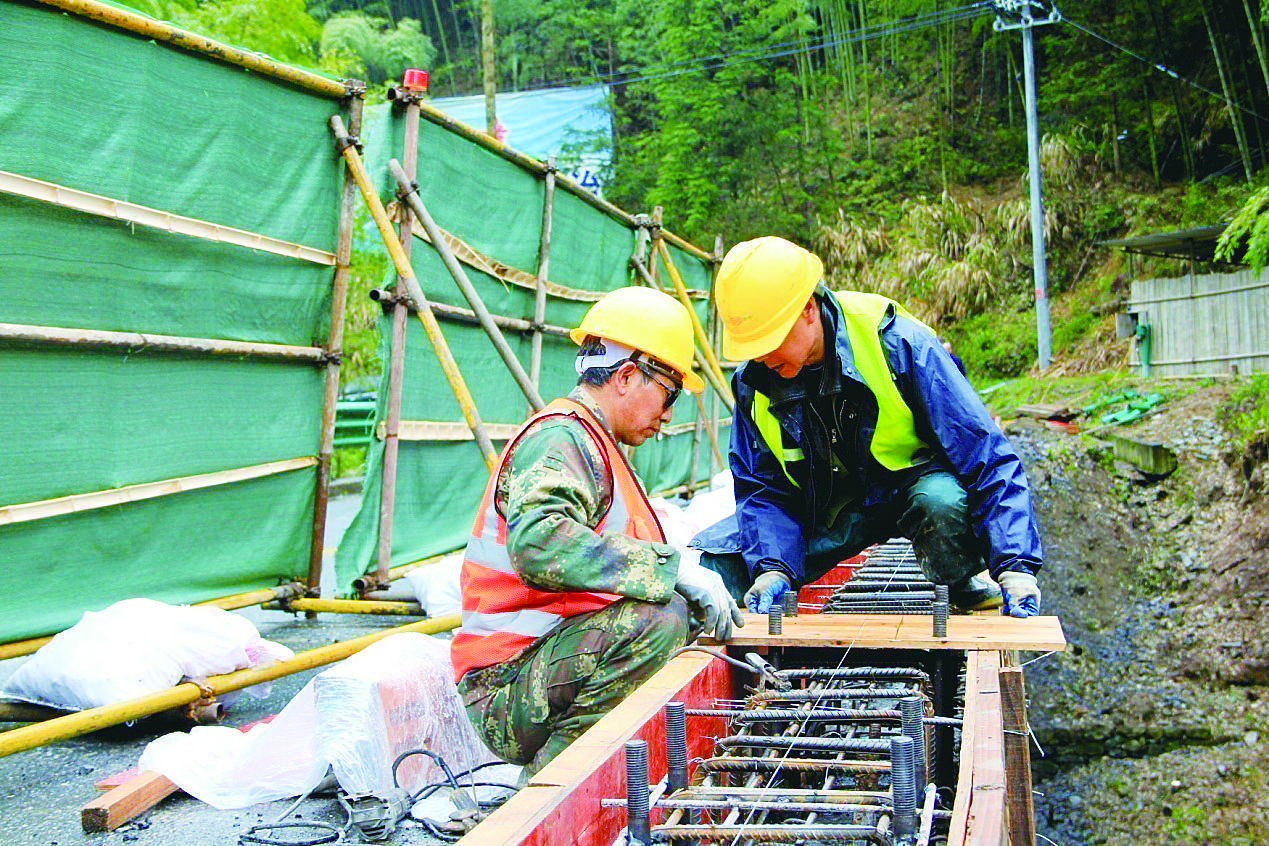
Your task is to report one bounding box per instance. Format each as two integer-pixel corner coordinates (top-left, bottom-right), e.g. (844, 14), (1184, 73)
(569, 287), (704, 394)
(715, 236), (824, 361)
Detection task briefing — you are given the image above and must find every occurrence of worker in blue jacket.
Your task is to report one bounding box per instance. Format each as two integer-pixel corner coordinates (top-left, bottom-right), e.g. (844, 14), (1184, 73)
(691, 236), (1043, 618)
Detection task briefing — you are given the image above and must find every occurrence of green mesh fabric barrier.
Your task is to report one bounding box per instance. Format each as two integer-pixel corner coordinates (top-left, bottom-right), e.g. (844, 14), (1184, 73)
(0, 1), (343, 641)
(334, 107), (723, 595)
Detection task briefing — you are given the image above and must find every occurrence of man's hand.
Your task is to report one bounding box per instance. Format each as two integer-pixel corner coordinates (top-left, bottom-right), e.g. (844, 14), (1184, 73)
(999, 572), (1041, 618)
(675, 559), (744, 642)
(744, 571), (791, 613)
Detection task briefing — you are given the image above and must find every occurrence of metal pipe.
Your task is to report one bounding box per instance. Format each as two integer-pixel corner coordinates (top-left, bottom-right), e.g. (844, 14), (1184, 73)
(274, 598), (423, 615)
(0, 614), (460, 758)
(31, 0), (350, 98)
(329, 116), (497, 472)
(529, 157), (556, 391)
(625, 740), (652, 845)
(664, 702), (688, 791)
(388, 158), (545, 411)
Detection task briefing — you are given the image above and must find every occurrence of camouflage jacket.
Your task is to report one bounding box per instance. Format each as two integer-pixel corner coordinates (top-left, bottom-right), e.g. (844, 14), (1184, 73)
(493, 387), (680, 602)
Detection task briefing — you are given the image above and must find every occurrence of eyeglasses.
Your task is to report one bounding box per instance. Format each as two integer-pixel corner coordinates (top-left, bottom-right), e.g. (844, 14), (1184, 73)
(635, 362), (682, 411)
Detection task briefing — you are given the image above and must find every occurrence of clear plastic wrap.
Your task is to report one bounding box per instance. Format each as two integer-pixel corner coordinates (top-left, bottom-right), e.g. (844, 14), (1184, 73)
(138, 632), (497, 809)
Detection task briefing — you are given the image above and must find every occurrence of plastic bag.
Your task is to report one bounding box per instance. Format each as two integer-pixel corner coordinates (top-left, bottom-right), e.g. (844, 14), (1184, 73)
(402, 552), (463, 617)
(1, 598), (293, 711)
(138, 632), (497, 809)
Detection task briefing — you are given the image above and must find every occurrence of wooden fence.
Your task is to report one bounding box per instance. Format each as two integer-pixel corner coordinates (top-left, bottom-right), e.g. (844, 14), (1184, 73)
(1129, 267), (1269, 376)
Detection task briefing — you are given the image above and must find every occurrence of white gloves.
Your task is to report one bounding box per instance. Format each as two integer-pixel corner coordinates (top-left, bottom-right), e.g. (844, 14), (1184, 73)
(998, 571), (1041, 618)
(674, 556), (745, 642)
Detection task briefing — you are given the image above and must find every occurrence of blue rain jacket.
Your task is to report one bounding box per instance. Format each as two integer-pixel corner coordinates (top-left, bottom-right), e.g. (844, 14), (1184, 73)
(702, 291), (1043, 587)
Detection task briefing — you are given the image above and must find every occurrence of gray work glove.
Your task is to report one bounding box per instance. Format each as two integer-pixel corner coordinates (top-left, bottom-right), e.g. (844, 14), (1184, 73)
(674, 557), (744, 642)
(999, 571), (1041, 618)
(744, 571), (791, 613)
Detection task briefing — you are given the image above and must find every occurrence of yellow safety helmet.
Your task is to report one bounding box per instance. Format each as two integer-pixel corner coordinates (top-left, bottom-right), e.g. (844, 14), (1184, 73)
(569, 286), (705, 394)
(715, 236), (824, 361)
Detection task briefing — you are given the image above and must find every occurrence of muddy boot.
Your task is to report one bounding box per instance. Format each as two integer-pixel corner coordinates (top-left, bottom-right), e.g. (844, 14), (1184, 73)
(948, 571), (1003, 611)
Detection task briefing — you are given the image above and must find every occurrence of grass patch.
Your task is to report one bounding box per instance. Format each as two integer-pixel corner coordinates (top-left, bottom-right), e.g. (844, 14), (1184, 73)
(1219, 373), (1269, 450)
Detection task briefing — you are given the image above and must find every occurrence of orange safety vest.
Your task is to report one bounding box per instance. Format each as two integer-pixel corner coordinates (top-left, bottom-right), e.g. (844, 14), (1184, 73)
(450, 397), (666, 683)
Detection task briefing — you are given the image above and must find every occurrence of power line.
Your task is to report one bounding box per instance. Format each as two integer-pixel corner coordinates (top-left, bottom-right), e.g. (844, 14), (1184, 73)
(1063, 15), (1269, 123)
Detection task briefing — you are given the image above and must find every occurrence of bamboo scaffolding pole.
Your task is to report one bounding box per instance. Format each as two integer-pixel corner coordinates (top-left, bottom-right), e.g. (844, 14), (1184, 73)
(0, 584), (306, 662)
(409, 103), (711, 264)
(709, 235), (726, 477)
(0, 323), (325, 362)
(274, 598), (423, 615)
(0, 171), (335, 265)
(0, 614), (460, 758)
(373, 99), (420, 593)
(694, 391), (727, 468)
(31, 0), (349, 98)
(329, 115), (497, 472)
(656, 238), (733, 407)
(0, 458), (317, 527)
(373, 291), (570, 338)
(629, 256), (733, 407)
(380, 420), (520, 441)
(388, 158), (545, 412)
(308, 95), (363, 599)
(530, 156), (557, 392)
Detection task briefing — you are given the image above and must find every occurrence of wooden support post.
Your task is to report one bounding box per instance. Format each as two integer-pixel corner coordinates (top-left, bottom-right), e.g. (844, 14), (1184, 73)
(999, 667), (1036, 846)
(329, 116), (498, 472)
(308, 95), (363, 600)
(530, 155), (556, 401)
(373, 96), (421, 592)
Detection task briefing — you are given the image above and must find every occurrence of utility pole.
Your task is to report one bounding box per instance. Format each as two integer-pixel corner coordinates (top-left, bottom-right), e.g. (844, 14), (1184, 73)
(994, 0), (1060, 370)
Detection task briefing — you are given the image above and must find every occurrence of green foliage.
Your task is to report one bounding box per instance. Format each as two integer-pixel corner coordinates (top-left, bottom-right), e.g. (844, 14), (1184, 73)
(320, 12), (435, 83)
(1216, 183), (1269, 274)
(178, 0), (321, 63)
(944, 310), (1036, 380)
(1219, 373), (1269, 450)
(333, 446), (368, 478)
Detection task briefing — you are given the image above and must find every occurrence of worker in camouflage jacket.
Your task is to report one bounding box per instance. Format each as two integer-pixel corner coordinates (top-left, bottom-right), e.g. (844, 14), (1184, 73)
(451, 286), (742, 776)
(691, 237), (1044, 618)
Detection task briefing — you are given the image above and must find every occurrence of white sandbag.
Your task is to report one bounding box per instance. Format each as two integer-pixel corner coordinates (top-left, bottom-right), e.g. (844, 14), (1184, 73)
(402, 552), (463, 617)
(139, 632), (497, 809)
(650, 471), (737, 552)
(1, 598), (293, 712)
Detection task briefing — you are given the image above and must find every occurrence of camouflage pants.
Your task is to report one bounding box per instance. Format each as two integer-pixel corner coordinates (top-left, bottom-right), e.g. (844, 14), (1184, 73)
(458, 595), (689, 775)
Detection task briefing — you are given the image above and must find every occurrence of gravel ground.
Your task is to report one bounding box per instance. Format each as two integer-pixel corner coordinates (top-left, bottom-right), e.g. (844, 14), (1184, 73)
(0, 495), (465, 846)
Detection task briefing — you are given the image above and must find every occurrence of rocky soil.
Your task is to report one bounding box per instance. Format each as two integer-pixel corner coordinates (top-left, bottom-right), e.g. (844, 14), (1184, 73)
(1011, 384), (1269, 845)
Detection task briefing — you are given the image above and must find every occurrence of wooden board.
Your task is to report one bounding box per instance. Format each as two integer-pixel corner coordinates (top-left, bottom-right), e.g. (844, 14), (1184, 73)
(459, 650), (735, 846)
(82, 771), (178, 832)
(948, 650), (1007, 846)
(717, 613), (1066, 652)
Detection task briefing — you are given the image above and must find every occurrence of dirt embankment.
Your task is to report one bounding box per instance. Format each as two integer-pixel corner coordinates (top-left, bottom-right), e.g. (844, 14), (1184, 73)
(1013, 386), (1269, 845)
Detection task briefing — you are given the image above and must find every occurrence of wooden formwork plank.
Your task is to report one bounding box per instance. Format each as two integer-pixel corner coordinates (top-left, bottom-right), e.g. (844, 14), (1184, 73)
(718, 613), (1066, 652)
(948, 650), (1007, 846)
(82, 771), (178, 832)
(459, 650), (734, 846)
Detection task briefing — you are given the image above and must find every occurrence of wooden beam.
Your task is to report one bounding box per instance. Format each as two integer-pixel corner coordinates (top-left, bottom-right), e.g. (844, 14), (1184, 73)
(0, 457), (317, 527)
(0, 322), (325, 362)
(949, 650), (1008, 846)
(0, 171), (336, 265)
(82, 771), (178, 832)
(1000, 667), (1036, 846)
(718, 613), (1066, 652)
